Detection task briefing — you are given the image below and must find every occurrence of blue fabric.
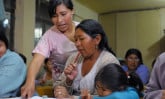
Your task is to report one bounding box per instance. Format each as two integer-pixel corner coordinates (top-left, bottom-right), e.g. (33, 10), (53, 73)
(122, 64), (150, 84)
(0, 0), (6, 21)
(93, 87), (139, 99)
(0, 50), (27, 97)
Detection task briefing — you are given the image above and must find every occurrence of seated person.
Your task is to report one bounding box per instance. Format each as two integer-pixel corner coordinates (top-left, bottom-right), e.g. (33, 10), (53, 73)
(36, 58), (53, 86)
(144, 52), (165, 99)
(80, 63), (144, 99)
(122, 48), (150, 84)
(0, 26), (27, 97)
(53, 19), (120, 98)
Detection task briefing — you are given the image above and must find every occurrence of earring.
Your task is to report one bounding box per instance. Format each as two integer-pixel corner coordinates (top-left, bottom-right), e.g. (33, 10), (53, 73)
(95, 45), (98, 49)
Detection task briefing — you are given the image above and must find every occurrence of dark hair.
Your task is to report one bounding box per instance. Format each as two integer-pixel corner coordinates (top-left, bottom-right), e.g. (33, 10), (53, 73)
(95, 63), (143, 97)
(44, 58), (49, 71)
(44, 58), (49, 64)
(0, 25), (8, 49)
(48, 0), (73, 18)
(18, 53), (27, 64)
(125, 48), (143, 64)
(76, 19), (115, 56)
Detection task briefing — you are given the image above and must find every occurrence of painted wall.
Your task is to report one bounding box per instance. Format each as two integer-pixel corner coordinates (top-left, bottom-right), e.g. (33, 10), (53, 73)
(99, 14), (116, 52)
(73, 0), (98, 21)
(14, 0), (35, 65)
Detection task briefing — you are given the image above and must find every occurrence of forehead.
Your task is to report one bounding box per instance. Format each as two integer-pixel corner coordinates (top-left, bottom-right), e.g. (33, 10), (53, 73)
(127, 54), (138, 58)
(56, 4), (70, 12)
(75, 28), (89, 37)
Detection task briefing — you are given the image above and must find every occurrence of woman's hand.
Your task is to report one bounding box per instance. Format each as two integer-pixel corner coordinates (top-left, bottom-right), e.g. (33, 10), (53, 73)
(64, 63), (78, 80)
(54, 85), (70, 98)
(21, 81), (35, 98)
(81, 89), (92, 99)
(162, 90), (165, 99)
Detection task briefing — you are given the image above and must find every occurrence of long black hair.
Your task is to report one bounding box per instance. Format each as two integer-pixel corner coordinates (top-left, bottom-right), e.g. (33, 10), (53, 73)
(76, 19), (116, 56)
(48, 0), (73, 18)
(95, 63), (143, 97)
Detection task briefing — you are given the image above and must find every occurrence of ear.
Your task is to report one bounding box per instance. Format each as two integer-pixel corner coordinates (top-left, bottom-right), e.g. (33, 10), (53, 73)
(71, 9), (75, 15)
(94, 34), (101, 45)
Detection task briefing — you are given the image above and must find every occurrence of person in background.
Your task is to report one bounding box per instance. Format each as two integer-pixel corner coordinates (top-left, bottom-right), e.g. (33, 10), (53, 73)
(80, 63), (143, 99)
(21, 0), (78, 98)
(0, 26), (27, 98)
(53, 19), (120, 98)
(122, 48), (150, 84)
(36, 58), (53, 86)
(144, 52), (165, 99)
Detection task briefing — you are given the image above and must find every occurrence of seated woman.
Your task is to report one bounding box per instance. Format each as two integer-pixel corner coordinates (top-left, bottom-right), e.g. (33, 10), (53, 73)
(36, 58), (53, 86)
(53, 19), (120, 98)
(122, 48), (150, 84)
(0, 26), (27, 97)
(80, 63), (144, 99)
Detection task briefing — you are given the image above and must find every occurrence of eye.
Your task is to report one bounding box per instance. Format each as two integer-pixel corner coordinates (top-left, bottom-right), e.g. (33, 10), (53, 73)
(61, 12), (67, 16)
(79, 37), (85, 41)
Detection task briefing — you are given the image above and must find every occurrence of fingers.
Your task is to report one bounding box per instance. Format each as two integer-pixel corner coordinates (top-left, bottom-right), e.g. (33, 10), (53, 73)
(21, 84), (34, 98)
(67, 70), (78, 80)
(54, 86), (69, 98)
(81, 89), (91, 99)
(64, 63), (76, 75)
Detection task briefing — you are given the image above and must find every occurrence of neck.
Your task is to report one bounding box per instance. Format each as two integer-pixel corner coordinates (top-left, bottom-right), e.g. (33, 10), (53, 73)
(85, 50), (101, 61)
(64, 22), (75, 42)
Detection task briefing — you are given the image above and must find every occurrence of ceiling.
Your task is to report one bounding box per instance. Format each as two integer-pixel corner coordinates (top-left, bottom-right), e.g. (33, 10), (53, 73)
(76, 0), (165, 14)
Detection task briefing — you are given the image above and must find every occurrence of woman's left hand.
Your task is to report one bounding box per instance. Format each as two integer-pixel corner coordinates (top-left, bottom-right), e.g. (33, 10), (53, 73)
(54, 85), (70, 98)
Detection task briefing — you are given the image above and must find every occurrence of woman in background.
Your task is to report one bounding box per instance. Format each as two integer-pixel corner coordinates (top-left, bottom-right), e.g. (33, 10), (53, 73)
(122, 48), (150, 84)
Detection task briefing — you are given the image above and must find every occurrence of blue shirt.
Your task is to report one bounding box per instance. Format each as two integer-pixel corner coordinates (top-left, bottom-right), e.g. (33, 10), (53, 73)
(0, 50), (27, 97)
(93, 87), (139, 99)
(122, 64), (150, 84)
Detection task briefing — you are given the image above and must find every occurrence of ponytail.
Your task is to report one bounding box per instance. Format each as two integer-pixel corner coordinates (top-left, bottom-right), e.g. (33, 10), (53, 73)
(127, 72), (144, 97)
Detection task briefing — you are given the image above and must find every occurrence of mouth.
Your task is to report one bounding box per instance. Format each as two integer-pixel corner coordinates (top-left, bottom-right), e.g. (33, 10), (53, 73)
(58, 24), (66, 29)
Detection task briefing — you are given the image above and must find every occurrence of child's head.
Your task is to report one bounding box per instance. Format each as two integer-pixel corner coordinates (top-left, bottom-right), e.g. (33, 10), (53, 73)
(95, 63), (143, 97)
(44, 58), (53, 72)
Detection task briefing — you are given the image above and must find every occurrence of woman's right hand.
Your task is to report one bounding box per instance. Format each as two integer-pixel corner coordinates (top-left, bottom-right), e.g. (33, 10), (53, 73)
(64, 63), (78, 80)
(21, 81), (35, 98)
(81, 89), (92, 99)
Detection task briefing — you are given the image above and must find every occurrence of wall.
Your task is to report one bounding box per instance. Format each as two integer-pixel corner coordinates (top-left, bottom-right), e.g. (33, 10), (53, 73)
(99, 8), (165, 69)
(99, 14), (116, 52)
(73, 0), (98, 21)
(14, 0), (35, 65)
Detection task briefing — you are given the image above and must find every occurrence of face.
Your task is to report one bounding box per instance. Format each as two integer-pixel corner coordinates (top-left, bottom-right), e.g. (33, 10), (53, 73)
(51, 4), (73, 33)
(46, 60), (53, 72)
(74, 28), (99, 58)
(96, 81), (104, 96)
(95, 81), (112, 96)
(0, 40), (7, 57)
(126, 54), (140, 71)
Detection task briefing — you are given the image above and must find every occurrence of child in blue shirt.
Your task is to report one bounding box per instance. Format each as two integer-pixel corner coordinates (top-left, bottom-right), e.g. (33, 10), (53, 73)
(80, 63), (143, 99)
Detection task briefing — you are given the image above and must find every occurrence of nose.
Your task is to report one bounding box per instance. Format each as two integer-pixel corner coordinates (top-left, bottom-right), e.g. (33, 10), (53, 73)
(75, 40), (80, 47)
(57, 16), (63, 23)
